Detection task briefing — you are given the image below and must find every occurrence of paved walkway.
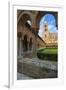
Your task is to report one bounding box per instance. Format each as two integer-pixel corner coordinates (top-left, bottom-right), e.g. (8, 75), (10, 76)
(17, 72), (33, 80)
(19, 58), (57, 71)
(17, 58), (57, 80)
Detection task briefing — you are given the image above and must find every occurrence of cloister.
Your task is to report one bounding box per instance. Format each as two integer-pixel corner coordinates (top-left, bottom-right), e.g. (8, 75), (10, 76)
(17, 10), (58, 59)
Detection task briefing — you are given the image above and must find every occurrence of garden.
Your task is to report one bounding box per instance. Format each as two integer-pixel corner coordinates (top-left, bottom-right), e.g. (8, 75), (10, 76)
(37, 47), (58, 61)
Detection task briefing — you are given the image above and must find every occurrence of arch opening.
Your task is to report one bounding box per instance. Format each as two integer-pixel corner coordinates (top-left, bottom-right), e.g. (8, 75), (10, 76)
(18, 12), (32, 26)
(38, 14), (58, 37)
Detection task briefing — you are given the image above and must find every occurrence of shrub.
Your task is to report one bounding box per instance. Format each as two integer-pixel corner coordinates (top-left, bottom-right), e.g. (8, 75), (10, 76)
(37, 48), (58, 61)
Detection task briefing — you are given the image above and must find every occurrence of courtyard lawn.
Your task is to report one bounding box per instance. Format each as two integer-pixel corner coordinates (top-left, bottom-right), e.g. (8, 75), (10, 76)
(37, 48), (58, 61)
(40, 48), (57, 54)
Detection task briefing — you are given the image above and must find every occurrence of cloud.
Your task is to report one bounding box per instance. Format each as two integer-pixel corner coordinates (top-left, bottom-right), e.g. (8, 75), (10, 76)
(48, 25), (57, 32)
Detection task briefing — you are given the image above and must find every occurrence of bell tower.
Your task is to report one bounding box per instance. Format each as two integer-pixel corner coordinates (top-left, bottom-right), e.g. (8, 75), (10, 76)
(43, 22), (49, 43)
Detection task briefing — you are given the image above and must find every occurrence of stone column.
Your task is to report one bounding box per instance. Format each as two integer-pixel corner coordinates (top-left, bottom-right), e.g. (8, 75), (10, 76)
(17, 32), (22, 59)
(31, 44), (33, 52)
(32, 27), (38, 56)
(21, 39), (23, 56)
(19, 38), (22, 57)
(17, 37), (19, 57)
(27, 37), (30, 53)
(27, 42), (29, 53)
(17, 37), (22, 59)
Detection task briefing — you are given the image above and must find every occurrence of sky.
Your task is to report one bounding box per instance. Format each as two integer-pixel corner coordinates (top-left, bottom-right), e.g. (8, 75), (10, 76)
(38, 14), (58, 37)
(27, 20), (32, 26)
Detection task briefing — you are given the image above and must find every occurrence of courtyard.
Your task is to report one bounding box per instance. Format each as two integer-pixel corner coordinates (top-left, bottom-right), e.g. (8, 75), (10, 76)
(17, 10), (58, 80)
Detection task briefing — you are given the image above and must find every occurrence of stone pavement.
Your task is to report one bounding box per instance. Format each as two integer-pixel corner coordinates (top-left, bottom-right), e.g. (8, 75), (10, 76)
(17, 72), (33, 80)
(17, 58), (57, 80)
(18, 58), (57, 71)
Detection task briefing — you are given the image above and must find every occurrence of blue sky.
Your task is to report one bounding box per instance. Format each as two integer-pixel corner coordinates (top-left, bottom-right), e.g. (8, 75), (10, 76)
(38, 14), (58, 37)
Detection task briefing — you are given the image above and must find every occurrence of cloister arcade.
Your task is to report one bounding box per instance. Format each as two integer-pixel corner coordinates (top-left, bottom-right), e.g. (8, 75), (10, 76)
(17, 10), (58, 59)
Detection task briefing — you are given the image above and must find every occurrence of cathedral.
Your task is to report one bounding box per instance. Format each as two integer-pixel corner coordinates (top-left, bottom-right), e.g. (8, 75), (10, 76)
(42, 22), (58, 47)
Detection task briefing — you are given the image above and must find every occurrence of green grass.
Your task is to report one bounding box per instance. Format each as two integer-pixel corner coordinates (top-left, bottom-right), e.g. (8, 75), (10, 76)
(40, 48), (58, 54)
(37, 47), (58, 61)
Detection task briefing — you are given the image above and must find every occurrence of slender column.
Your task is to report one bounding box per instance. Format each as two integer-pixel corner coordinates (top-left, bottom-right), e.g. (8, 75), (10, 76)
(17, 37), (19, 57)
(27, 42), (29, 52)
(27, 37), (30, 52)
(21, 39), (23, 56)
(31, 42), (33, 52)
(17, 32), (22, 59)
(19, 38), (22, 57)
(17, 37), (22, 59)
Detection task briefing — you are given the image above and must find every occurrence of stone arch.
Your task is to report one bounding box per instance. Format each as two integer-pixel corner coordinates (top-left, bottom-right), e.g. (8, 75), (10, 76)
(17, 11), (32, 25)
(36, 11), (58, 32)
